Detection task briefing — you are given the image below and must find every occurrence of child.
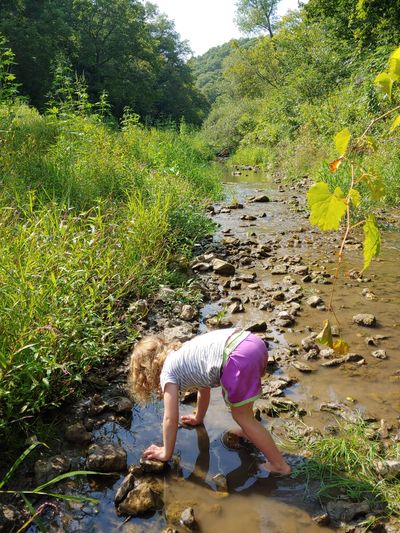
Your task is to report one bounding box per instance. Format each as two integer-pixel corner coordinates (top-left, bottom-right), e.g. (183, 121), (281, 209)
(128, 328), (291, 475)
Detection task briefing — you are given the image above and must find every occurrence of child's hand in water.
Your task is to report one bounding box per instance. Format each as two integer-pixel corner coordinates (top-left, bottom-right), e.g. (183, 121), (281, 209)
(142, 444), (169, 462)
(180, 413), (203, 426)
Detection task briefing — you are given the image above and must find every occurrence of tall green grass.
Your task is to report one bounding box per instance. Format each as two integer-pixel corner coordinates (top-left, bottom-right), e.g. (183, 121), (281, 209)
(0, 102), (222, 433)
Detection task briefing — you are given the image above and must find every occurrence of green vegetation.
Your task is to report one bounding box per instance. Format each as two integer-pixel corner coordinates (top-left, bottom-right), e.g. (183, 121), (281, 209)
(289, 419), (400, 526)
(196, 1), (400, 205)
(0, 73), (222, 436)
(0, 0), (207, 123)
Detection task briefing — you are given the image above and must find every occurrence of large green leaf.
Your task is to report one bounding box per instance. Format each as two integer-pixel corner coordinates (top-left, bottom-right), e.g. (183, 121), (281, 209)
(359, 173), (385, 200)
(349, 188), (361, 207)
(375, 72), (394, 99)
(389, 115), (400, 133)
(334, 128), (351, 157)
(388, 47), (400, 80)
(363, 214), (381, 270)
(307, 182), (347, 231)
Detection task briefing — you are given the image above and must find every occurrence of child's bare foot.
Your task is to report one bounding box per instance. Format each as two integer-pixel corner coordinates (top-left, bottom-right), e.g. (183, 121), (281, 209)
(263, 461), (292, 475)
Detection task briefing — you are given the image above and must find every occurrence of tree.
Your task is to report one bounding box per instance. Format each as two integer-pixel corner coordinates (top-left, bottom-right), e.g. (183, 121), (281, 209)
(235, 0), (280, 37)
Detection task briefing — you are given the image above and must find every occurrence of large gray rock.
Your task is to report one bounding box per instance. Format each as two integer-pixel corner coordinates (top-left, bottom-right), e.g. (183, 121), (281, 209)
(212, 259), (235, 276)
(326, 499), (370, 523)
(353, 313), (376, 327)
(179, 304), (198, 321)
(86, 443), (127, 472)
(34, 455), (71, 485)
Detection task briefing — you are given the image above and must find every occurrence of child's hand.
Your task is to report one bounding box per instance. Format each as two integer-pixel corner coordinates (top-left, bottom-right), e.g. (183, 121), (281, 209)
(180, 413), (203, 426)
(142, 444), (170, 462)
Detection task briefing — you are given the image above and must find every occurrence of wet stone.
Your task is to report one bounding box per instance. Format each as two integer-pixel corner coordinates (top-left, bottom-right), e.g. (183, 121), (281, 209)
(272, 264), (288, 275)
(246, 321), (267, 332)
(306, 295), (324, 308)
(34, 455), (71, 485)
(139, 458), (166, 474)
(229, 301), (244, 314)
(326, 500), (370, 523)
(86, 443), (127, 472)
(374, 460), (400, 479)
(65, 422), (92, 444)
(292, 361), (313, 373)
(252, 194), (270, 203)
(180, 507), (197, 530)
(117, 482), (159, 516)
(230, 280), (242, 290)
(114, 473), (136, 505)
(372, 349), (388, 359)
(0, 505), (23, 533)
(179, 304), (198, 321)
(353, 313), (376, 327)
(212, 259), (235, 276)
(212, 473), (228, 492)
(312, 513), (330, 526)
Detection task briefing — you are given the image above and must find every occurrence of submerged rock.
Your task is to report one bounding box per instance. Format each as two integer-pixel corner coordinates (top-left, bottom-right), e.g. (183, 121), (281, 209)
(64, 422), (92, 445)
(114, 473), (136, 505)
(180, 507), (197, 530)
(326, 499), (370, 523)
(34, 455), (71, 485)
(86, 443), (127, 472)
(353, 314), (376, 327)
(117, 481), (160, 516)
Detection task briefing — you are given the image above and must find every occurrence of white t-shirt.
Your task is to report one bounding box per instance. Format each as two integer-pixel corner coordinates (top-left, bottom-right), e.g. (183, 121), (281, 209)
(160, 328), (250, 392)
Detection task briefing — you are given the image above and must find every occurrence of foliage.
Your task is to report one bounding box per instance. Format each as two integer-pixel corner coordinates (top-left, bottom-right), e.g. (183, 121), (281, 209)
(235, 0), (280, 37)
(289, 419), (400, 524)
(0, 441), (109, 532)
(0, 2), (206, 123)
(0, 34), (20, 103)
(0, 100), (222, 434)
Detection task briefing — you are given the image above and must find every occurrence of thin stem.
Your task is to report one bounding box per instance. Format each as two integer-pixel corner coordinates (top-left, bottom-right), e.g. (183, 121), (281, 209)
(328, 161), (355, 312)
(358, 104), (400, 143)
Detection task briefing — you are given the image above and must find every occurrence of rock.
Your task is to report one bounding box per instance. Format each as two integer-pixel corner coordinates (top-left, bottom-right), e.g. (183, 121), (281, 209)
(292, 361), (313, 373)
(180, 507), (197, 530)
(271, 265), (288, 275)
(118, 481), (160, 516)
(326, 500), (370, 523)
(301, 335), (319, 353)
(139, 458), (166, 474)
(212, 473), (228, 492)
(205, 316), (233, 329)
(191, 262), (212, 272)
(240, 214), (257, 221)
(128, 299), (148, 317)
(111, 397), (133, 414)
(65, 422), (92, 444)
(114, 473), (136, 505)
(163, 324), (194, 342)
(34, 455), (71, 485)
(372, 350), (388, 359)
(353, 314), (376, 327)
(155, 286), (175, 303)
(246, 321), (267, 333)
(179, 304), (198, 321)
(272, 291), (285, 302)
(230, 280), (242, 290)
(312, 512), (330, 526)
(212, 259), (235, 276)
(321, 354), (364, 367)
(229, 301), (244, 314)
(320, 348), (335, 358)
(306, 295), (324, 308)
(293, 265), (309, 276)
(374, 460), (400, 479)
(252, 194), (270, 203)
(0, 505), (23, 533)
(86, 443), (127, 472)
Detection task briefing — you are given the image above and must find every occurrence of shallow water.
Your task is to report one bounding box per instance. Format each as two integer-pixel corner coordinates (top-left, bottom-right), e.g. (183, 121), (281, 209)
(33, 169), (399, 532)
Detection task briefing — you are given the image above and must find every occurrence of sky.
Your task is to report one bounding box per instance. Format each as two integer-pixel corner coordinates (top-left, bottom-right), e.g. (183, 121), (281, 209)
(150, 0), (301, 56)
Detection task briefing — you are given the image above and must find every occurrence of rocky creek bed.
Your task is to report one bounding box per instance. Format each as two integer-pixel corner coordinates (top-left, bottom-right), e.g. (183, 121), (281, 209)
(2, 169), (399, 533)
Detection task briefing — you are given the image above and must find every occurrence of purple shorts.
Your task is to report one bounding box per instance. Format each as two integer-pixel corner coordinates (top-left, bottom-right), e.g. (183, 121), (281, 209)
(220, 333), (268, 407)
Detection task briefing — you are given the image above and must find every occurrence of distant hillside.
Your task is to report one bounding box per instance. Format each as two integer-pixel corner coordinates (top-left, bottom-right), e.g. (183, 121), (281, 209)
(189, 38), (253, 104)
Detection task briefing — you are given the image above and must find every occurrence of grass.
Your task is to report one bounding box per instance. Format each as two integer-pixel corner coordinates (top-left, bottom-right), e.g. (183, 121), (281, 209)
(287, 418), (400, 527)
(0, 102), (222, 436)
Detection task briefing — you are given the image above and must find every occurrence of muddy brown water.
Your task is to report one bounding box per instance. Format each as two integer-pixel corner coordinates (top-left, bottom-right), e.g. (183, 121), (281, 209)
(29, 169), (399, 532)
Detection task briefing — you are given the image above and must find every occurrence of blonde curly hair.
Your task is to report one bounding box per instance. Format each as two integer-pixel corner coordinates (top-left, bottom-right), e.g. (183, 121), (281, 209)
(128, 335), (181, 403)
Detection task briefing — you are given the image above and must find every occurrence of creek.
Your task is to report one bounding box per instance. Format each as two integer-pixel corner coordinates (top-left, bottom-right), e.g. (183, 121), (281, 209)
(28, 168), (400, 533)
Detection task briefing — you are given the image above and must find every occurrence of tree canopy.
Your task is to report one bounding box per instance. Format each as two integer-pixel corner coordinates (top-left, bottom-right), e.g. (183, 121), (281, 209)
(235, 0), (280, 37)
(0, 0), (208, 123)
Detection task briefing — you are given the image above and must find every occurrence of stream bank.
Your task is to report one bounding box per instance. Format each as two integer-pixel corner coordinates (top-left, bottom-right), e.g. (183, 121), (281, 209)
(5, 168), (399, 533)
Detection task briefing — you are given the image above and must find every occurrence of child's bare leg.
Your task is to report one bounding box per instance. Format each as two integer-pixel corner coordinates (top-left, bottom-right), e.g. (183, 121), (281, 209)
(231, 402), (291, 475)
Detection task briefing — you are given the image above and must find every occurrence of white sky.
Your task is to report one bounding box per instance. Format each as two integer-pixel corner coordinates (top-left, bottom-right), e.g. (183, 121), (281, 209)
(150, 0), (301, 56)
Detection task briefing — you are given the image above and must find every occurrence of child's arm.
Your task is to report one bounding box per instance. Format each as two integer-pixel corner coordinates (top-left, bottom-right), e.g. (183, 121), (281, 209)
(181, 387), (210, 426)
(143, 382), (179, 461)
(231, 402), (291, 475)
